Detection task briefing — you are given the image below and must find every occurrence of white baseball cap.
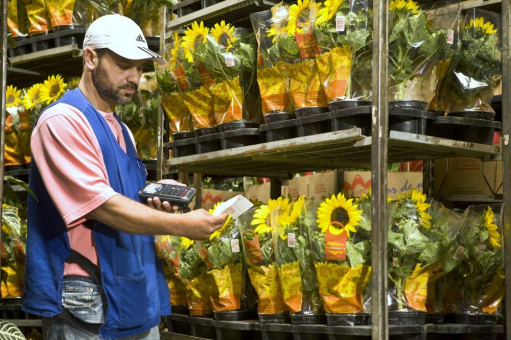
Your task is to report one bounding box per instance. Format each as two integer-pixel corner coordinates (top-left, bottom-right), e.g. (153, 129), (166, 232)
(83, 14), (165, 65)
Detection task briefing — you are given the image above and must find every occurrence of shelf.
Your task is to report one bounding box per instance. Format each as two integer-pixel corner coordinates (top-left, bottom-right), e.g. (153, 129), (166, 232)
(166, 0), (279, 34)
(439, 194), (503, 203)
(165, 130), (499, 177)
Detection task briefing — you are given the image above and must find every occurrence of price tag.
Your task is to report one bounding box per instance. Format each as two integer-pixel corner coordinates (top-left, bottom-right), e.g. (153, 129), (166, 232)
(231, 239), (240, 253)
(453, 246), (465, 260)
(224, 53), (235, 67)
(336, 15), (346, 32)
(447, 29), (454, 45)
(288, 233), (296, 248)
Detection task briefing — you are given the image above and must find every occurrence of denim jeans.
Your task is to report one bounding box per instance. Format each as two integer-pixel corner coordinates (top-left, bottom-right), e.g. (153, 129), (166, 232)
(42, 276), (160, 340)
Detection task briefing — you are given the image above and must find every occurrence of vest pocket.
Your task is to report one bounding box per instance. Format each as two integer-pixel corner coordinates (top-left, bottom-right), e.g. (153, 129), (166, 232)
(116, 275), (148, 328)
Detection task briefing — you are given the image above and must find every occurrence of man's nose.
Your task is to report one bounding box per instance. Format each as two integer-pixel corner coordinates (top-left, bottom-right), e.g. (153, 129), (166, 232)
(126, 67), (141, 85)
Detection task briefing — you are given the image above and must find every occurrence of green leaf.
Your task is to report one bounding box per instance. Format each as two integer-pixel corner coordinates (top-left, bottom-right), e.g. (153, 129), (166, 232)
(2, 207), (21, 237)
(418, 241), (445, 265)
(404, 13), (430, 48)
(0, 320), (25, 340)
(418, 30), (446, 59)
(347, 240), (370, 268)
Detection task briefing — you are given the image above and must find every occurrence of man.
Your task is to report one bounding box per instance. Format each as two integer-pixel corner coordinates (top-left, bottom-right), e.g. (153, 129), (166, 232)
(22, 15), (227, 339)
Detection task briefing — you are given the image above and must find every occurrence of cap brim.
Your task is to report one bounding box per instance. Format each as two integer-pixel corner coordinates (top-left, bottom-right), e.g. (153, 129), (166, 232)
(109, 45), (166, 65)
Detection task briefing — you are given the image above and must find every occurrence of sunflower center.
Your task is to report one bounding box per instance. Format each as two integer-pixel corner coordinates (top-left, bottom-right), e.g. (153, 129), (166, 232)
(50, 85), (60, 97)
(219, 33), (231, 48)
(6, 95), (14, 104)
(330, 207), (349, 229)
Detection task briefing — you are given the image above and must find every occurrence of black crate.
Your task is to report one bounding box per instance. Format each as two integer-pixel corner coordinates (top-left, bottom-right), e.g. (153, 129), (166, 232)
(445, 313), (499, 326)
(260, 119), (298, 142)
(214, 310), (257, 321)
(196, 133), (222, 154)
(326, 313), (371, 326)
(296, 111), (331, 137)
(328, 100), (371, 112)
(7, 27), (86, 57)
(170, 137), (196, 158)
(330, 106), (372, 136)
(259, 312), (291, 324)
(221, 128), (266, 149)
(429, 116), (501, 145)
(388, 311), (426, 326)
(389, 108), (438, 135)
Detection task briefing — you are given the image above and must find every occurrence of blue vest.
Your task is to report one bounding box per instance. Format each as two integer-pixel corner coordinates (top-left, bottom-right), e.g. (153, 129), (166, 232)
(22, 89), (171, 339)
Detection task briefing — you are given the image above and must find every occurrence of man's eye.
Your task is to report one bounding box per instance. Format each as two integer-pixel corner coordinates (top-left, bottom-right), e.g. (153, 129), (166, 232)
(137, 66), (144, 72)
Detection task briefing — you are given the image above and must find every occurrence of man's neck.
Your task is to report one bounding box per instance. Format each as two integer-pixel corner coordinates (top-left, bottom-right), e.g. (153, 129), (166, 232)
(78, 79), (115, 113)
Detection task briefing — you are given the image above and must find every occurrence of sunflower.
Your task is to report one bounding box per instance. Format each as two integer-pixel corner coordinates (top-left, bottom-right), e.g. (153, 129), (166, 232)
(315, 0), (343, 26)
(181, 237), (195, 249)
(5, 85), (22, 108)
(287, 0), (316, 36)
(208, 202), (232, 241)
(39, 75), (66, 105)
(466, 17), (497, 35)
(24, 83), (43, 109)
(182, 21), (209, 63)
(317, 193), (362, 236)
(251, 197), (291, 235)
(484, 206), (501, 248)
(171, 31), (182, 61)
(267, 26), (277, 43)
(211, 21), (236, 51)
(389, 0), (420, 14)
(400, 189), (431, 229)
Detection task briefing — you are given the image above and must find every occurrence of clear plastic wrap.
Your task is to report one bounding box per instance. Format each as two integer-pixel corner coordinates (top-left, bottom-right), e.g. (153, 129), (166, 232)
(440, 9), (501, 116)
(125, 0), (176, 37)
(387, 190), (461, 312)
(188, 22), (261, 126)
(85, 0), (119, 23)
(388, 0), (455, 108)
(310, 193), (372, 315)
(7, 0), (28, 38)
(44, 0), (88, 28)
(314, 0), (373, 103)
(21, 0), (51, 35)
(155, 236), (188, 307)
(238, 199), (289, 317)
(196, 203), (257, 313)
(5, 85), (33, 166)
(274, 1), (328, 112)
(274, 197), (323, 318)
(1, 208), (26, 299)
(250, 8), (294, 116)
(439, 204), (504, 316)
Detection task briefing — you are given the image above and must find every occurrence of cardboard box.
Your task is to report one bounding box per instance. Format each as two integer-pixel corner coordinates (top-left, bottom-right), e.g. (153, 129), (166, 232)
(344, 171), (423, 199)
(200, 189), (242, 210)
(287, 171), (337, 201)
(434, 157), (502, 197)
(245, 182), (271, 203)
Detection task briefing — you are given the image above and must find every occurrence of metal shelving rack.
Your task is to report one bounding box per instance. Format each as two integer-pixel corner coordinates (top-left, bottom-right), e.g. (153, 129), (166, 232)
(157, 0), (510, 339)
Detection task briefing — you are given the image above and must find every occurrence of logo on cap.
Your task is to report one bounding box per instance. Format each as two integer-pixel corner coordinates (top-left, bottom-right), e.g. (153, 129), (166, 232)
(136, 34), (146, 43)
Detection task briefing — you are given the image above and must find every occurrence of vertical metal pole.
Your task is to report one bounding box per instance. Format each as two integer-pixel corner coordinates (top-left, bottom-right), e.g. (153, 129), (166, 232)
(193, 173), (202, 209)
(422, 160), (433, 198)
(156, 6), (167, 181)
(0, 0), (8, 276)
(500, 0), (511, 339)
(371, 0), (389, 339)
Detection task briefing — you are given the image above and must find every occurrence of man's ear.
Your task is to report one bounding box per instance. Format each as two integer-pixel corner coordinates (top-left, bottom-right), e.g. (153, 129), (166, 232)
(83, 48), (98, 71)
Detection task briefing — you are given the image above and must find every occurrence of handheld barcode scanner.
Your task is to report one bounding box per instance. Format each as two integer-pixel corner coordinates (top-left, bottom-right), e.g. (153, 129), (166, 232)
(139, 183), (196, 212)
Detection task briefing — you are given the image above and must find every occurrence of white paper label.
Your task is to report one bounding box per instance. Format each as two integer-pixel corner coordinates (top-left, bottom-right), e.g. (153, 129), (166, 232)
(447, 29), (454, 45)
(212, 195), (254, 219)
(288, 233), (296, 248)
(336, 15), (346, 32)
(231, 239), (240, 253)
(453, 246), (465, 260)
(224, 53), (235, 67)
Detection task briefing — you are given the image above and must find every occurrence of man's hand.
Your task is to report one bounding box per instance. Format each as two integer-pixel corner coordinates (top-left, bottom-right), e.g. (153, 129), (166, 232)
(177, 209), (228, 240)
(146, 179), (186, 212)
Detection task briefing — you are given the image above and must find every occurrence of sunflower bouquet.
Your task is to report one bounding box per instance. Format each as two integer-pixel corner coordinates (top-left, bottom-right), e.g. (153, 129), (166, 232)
(439, 205), (504, 316)
(237, 198), (290, 319)
(154, 235), (188, 308)
(124, 0), (177, 37)
(187, 21), (261, 127)
(388, 190), (460, 312)
(273, 0), (328, 115)
(44, 0), (88, 29)
(7, 0), (27, 38)
(274, 196), (324, 321)
(250, 7), (294, 119)
(196, 203), (256, 315)
(176, 237), (214, 316)
(440, 9), (501, 116)
(314, 0), (373, 105)
(309, 193), (372, 316)
(20, 0), (50, 34)
(388, 0), (451, 107)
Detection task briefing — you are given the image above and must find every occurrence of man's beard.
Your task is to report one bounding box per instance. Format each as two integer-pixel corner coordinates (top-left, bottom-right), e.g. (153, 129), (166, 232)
(92, 63), (138, 105)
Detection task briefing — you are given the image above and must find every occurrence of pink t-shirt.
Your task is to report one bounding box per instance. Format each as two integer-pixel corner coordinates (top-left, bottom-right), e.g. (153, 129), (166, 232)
(31, 103), (136, 277)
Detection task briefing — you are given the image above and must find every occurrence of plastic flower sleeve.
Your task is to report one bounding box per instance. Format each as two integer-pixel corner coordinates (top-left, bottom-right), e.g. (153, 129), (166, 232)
(7, 0), (27, 38)
(274, 1), (328, 113)
(314, 0), (373, 103)
(441, 9), (501, 116)
(441, 204), (504, 316)
(4, 85), (32, 166)
(1, 207), (26, 299)
(387, 191), (460, 312)
(309, 193), (372, 318)
(250, 9), (294, 117)
(125, 0), (176, 37)
(21, 0), (50, 34)
(155, 236), (188, 307)
(239, 201), (290, 318)
(44, 0), (88, 29)
(176, 237), (214, 316)
(388, 0), (452, 108)
(273, 197), (323, 320)
(195, 203), (257, 314)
